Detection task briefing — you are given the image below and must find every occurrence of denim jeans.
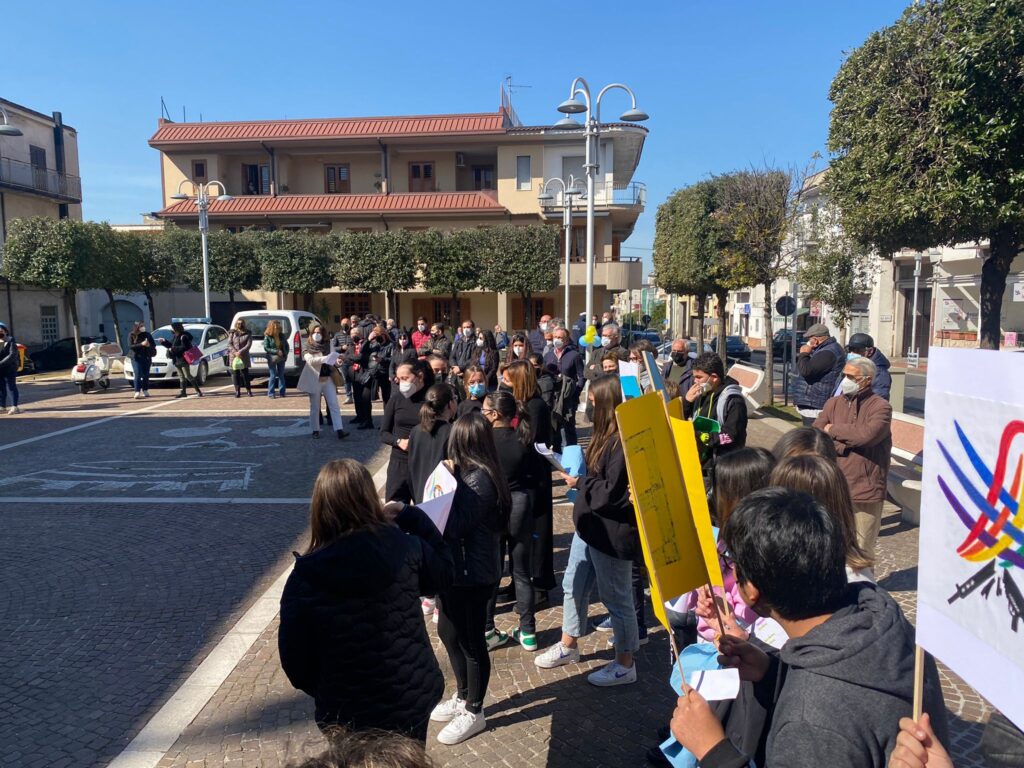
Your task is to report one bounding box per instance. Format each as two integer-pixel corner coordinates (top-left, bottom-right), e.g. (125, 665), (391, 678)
(0, 373), (18, 408)
(132, 357), (151, 393)
(267, 357), (286, 396)
(561, 533), (640, 653)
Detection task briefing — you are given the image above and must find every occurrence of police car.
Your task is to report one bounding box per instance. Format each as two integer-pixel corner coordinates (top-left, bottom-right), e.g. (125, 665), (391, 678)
(122, 320), (231, 386)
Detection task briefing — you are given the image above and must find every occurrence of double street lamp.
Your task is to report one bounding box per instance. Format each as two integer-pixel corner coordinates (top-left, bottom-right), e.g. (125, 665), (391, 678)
(538, 175), (585, 322)
(171, 179), (233, 321)
(553, 78), (647, 345)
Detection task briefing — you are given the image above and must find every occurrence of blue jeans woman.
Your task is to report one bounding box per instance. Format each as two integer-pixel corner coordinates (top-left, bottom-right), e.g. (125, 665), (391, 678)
(132, 356), (152, 395)
(267, 355), (286, 397)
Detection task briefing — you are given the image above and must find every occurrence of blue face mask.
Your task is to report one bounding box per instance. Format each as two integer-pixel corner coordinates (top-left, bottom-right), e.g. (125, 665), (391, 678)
(846, 352), (862, 361)
(469, 383), (486, 398)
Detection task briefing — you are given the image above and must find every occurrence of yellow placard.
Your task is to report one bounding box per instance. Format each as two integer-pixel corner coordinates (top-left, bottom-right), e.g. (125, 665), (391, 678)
(666, 395), (684, 421)
(615, 392), (724, 631)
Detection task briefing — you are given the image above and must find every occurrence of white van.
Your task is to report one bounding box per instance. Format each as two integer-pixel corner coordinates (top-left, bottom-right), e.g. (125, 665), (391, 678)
(230, 310), (324, 381)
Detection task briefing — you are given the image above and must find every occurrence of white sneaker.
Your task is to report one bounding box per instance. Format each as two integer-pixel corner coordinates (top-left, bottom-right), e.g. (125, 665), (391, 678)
(430, 693), (465, 723)
(485, 629), (509, 651)
(133, 392), (142, 399)
(7, 406), (21, 415)
(587, 660), (637, 687)
(421, 597), (436, 616)
(437, 709), (486, 745)
(534, 642), (581, 669)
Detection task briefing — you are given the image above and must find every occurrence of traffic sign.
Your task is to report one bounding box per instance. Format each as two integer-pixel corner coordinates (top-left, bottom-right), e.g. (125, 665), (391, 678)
(775, 296), (796, 317)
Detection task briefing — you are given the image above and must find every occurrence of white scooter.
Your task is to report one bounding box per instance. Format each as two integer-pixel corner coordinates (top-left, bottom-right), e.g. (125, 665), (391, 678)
(72, 342), (121, 393)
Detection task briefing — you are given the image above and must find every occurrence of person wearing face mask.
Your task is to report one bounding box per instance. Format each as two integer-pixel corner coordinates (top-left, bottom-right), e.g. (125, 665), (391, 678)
(528, 314), (552, 356)
(662, 338), (695, 395)
(332, 322), (354, 404)
(411, 317), (431, 358)
(427, 323), (452, 359)
(408, 383), (458, 504)
(299, 325), (349, 440)
(475, 330), (499, 389)
(544, 327), (583, 447)
(795, 323), (846, 425)
(846, 333), (892, 401)
(458, 365), (487, 418)
(493, 324), (509, 351)
(505, 333), (528, 365)
(228, 318), (254, 398)
(127, 321), (156, 400)
(381, 360), (436, 503)
(390, 332), (418, 382)
(814, 356), (892, 561)
(584, 322), (624, 382)
(0, 322), (22, 414)
(450, 320), (477, 376)
(683, 352), (748, 491)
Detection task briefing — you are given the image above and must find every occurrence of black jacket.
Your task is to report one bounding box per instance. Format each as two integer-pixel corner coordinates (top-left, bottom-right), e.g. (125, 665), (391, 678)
(449, 334), (477, 370)
(381, 386), (427, 453)
(128, 331), (156, 361)
(544, 346), (584, 390)
(528, 327), (547, 356)
(0, 336), (19, 376)
(446, 467), (504, 586)
(408, 421), (451, 504)
(278, 507), (455, 733)
(796, 337), (845, 410)
(683, 376), (748, 474)
(456, 398), (482, 418)
(573, 436), (639, 560)
(389, 345), (418, 379)
(166, 331), (194, 364)
(702, 583), (949, 768)
(492, 426), (530, 494)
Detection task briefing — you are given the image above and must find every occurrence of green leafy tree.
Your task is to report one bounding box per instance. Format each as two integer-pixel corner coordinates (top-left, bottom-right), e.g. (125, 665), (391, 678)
(796, 201), (877, 344)
(479, 225), (560, 327)
(123, 230), (175, 329)
(826, 0), (1024, 349)
(418, 229), (481, 327)
(1, 217), (95, 355)
(170, 228), (261, 317)
(256, 230), (333, 312)
(334, 230), (418, 324)
(83, 223), (139, 352)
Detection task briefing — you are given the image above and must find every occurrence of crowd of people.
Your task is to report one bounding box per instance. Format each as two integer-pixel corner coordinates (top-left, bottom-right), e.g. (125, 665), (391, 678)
(267, 311), (1024, 768)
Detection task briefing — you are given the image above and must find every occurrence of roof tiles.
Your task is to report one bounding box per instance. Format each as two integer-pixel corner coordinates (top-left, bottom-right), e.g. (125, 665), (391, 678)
(158, 192), (506, 217)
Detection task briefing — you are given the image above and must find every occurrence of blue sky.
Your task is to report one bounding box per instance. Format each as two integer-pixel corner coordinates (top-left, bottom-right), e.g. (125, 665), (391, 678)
(4, 1), (908, 272)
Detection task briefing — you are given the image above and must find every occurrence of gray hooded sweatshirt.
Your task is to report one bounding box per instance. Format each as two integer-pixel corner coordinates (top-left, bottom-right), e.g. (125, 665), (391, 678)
(701, 583), (949, 768)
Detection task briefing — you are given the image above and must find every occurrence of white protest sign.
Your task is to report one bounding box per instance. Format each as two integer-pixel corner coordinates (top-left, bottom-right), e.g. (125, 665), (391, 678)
(419, 461), (457, 534)
(688, 668), (740, 701)
(917, 348), (1024, 729)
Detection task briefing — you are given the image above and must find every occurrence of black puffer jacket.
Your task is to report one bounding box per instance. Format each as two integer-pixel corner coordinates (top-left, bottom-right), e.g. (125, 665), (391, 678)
(166, 331), (193, 365)
(446, 467), (504, 586)
(278, 507), (455, 733)
(573, 435), (640, 560)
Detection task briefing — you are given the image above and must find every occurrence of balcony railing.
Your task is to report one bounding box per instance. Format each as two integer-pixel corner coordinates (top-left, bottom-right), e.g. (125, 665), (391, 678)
(541, 181), (646, 210)
(0, 157), (83, 203)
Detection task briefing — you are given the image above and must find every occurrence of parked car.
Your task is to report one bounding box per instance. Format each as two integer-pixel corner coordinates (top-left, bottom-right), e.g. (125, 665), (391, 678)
(625, 328), (663, 346)
(772, 329), (806, 360)
(710, 335), (753, 362)
(122, 323), (230, 386)
(29, 335), (109, 372)
(229, 310), (324, 381)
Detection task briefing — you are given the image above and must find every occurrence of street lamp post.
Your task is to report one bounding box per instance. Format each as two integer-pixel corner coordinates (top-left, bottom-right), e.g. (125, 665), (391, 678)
(554, 78), (647, 351)
(538, 175), (585, 322)
(908, 251), (924, 367)
(171, 180), (233, 321)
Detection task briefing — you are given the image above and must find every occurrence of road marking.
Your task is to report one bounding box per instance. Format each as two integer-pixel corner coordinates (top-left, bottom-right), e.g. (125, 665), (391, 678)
(106, 456), (391, 768)
(0, 496), (311, 505)
(0, 384), (236, 454)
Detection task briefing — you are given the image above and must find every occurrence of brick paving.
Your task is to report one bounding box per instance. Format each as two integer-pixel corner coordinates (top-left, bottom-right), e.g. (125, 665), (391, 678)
(152, 415), (995, 768)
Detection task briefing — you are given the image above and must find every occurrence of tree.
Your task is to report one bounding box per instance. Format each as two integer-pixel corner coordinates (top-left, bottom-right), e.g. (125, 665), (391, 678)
(796, 201), (877, 344)
(170, 228), (261, 318)
(652, 181), (736, 357)
(334, 230), (418, 324)
(124, 230), (175, 329)
(715, 167), (807, 402)
(1, 217), (95, 356)
(418, 229), (481, 327)
(478, 225), (560, 327)
(826, 0), (1024, 349)
(85, 223), (137, 353)
(256, 230), (334, 312)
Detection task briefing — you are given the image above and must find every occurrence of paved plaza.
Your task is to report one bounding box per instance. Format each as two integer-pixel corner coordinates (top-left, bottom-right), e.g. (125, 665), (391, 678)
(0, 375), (994, 767)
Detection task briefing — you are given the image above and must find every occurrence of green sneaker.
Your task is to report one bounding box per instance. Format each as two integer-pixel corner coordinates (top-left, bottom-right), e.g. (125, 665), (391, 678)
(512, 628), (538, 652)
(485, 629), (509, 651)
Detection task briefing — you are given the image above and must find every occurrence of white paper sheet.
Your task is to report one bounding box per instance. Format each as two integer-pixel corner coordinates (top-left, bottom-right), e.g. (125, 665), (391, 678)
(420, 462), (457, 533)
(323, 351), (339, 367)
(688, 668), (740, 701)
(534, 443), (566, 473)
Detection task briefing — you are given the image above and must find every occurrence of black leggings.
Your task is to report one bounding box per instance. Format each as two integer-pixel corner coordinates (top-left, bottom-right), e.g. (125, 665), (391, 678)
(437, 585), (494, 714)
(486, 492), (535, 634)
(231, 367), (251, 394)
(352, 379), (372, 423)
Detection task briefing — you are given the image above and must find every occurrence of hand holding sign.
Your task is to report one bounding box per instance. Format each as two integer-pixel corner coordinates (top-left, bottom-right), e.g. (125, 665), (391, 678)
(669, 687), (726, 762)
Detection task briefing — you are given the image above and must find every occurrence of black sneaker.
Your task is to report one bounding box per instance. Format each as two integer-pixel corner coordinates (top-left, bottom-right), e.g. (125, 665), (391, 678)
(175, 392), (187, 399)
(357, 422), (374, 430)
(336, 429), (350, 439)
(312, 431), (320, 439)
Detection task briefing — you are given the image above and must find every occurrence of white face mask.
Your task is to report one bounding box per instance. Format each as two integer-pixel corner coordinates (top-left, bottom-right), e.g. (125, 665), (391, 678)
(418, 324), (426, 332)
(463, 328), (473, 338)
(476, 338), (485, 348)
(312, 333), (323, 343)
(600, 336), (612, 348)
(139, 327), (146, 333)
(553, 338), (565, 350)
(399, 379), (420, 397)
(840, 377), (861, 396)
(540, 322), (549, 332)
(513, 345), (524, 357)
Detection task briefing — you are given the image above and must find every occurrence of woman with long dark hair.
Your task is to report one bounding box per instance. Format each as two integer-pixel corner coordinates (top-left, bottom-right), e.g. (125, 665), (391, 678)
(481, 390), (537, 651)
(504, 333), (529, 365)
(475, 329), (499, 390)
(429, 412), (510, 746)
(505, 360), (555, 600)
(535, 375), (641, 687)
(279, 459), (454, 742)
(163, 321), (202, 399)
(381, 360), (435, 503)
(299, 324), (347, 440)
(408, 384), (457, 504)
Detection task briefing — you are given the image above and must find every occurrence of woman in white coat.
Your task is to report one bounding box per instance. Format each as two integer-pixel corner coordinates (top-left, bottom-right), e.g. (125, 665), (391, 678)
(299, 324), (349, 440)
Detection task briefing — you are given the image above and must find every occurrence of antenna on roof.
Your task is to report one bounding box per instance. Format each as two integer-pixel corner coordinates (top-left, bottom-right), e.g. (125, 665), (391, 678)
(160, 97), (172, 122)
(501, 75), (528, 127)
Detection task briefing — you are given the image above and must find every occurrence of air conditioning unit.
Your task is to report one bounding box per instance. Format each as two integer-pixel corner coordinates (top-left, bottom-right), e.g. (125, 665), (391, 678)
(456, 152), (466, 167)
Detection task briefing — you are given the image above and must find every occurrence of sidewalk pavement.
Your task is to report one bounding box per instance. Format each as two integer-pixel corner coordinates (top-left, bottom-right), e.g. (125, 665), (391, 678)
(152, 415), (992, 768)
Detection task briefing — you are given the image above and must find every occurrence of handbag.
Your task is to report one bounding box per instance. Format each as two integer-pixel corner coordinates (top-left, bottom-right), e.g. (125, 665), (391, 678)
(183, 346), (203, 365)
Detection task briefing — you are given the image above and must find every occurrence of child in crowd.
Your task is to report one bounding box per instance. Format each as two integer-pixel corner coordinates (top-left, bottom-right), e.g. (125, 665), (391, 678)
(457, 365), (486, 418)
(771, 425), (838, 462)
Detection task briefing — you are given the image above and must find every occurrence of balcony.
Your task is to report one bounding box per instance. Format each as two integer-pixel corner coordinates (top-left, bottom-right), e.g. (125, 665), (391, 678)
(562, 258), (643, 292)
(541, 181), (646, 210)
(0, 157), (82, 203)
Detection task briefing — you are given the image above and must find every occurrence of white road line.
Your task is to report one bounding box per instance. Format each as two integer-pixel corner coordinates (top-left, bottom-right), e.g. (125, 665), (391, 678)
(106, 457), (391, 768)
(2, 497), (312, 505)
(0, 384), (236, 454)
